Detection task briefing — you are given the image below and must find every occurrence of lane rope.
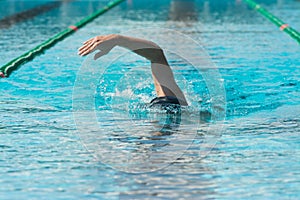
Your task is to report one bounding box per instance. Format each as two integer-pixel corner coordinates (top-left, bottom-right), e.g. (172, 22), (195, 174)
(242, 0), (300, 45)
(0, 0), (125, 78)
(279, 24), (289, 31)
(69, 25), (78, 31)
(0, 0), (74, 29)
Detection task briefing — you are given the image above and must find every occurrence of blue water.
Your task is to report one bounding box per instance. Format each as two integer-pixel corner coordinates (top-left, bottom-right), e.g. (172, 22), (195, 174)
(1, 0), (299, 199)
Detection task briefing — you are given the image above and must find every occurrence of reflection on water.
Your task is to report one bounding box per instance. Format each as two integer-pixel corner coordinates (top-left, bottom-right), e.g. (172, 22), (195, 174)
(169, 0), (198, 21)
(122, 0), (284, 22)
(89, 100), (216, 173)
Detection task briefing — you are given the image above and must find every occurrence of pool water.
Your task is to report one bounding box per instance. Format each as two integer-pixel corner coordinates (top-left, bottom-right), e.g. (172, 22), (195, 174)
(0, 0), (299, 199)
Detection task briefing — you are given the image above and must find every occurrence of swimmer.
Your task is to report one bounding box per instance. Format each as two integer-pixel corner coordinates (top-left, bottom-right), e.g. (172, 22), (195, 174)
(78, 34), (188, 107)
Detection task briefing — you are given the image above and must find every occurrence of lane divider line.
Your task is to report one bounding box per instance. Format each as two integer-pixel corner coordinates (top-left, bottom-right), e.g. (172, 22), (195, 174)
(279, 24), (289, 31)
(69, 25), (78, 31)
(0, 0), (125, 78)
(242, 0), (300, 45)
(0, 0), (74, 29)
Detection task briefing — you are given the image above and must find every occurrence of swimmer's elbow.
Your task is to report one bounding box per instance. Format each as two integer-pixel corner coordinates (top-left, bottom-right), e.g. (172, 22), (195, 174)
(134, 48), (168, 65)
(151, 49), (169, 65)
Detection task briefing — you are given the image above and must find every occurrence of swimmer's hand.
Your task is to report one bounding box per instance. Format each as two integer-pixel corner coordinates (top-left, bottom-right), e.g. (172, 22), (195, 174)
(78, 34), (118, 60)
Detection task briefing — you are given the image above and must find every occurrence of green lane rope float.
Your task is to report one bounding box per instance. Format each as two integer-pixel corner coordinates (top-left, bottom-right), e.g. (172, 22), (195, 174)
(0, 0), (125, 78)
(242, 0), (300, 45)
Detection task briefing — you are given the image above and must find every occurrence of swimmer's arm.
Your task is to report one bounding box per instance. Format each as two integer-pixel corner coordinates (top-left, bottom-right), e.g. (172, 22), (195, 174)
(115, 35), (188, 105)
(78, 34), (188, 105)
(116, 35), (168, 65)
(78, 34), (168, 64)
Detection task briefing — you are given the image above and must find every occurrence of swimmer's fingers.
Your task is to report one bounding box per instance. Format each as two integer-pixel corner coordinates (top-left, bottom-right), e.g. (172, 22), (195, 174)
(78, 43), (107, 56)
(83, 38), (94, 45)
(78, 44), (92, 56)
(83, 36), (101, 45)
(79, 35), (116, 56)
(83, 36), (108, 46)
(78, 37), (100, 55)
(78, 41), (95, 52)
(79, 37), (101, 51)
(78, 44), (89, 54)
(78, 39), (103, 56)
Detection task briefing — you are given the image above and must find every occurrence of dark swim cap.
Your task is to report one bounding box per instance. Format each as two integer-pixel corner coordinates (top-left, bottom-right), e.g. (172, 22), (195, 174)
(149, 96), (181, 114)
(150, 96), (180, 106)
